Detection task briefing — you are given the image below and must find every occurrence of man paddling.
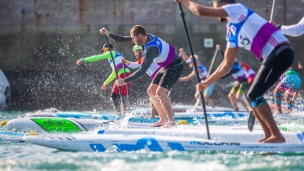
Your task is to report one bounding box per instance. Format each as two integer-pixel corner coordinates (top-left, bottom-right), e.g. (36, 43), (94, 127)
(273, 68), (302, 114)
(240, 61), (256, 85)
(121, 45), (162, 118)
(100, 25), (184, 128)
(178, 48), (215, 109)
(176, 0), (295, 143)
(76, 44), (131, 115)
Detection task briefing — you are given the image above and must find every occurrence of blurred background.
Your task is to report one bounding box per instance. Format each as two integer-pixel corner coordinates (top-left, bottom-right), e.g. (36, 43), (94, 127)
(0, 0), (303, 111)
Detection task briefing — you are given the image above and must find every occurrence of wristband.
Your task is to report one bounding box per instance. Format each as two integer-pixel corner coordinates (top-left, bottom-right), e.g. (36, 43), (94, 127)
(186, 58), (192, 63)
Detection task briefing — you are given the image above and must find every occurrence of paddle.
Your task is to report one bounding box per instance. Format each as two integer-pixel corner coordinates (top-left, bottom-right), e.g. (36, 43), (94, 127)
(248, 0), (277, 131)
(122, 62), (130, 109)
(103, 34), (126, 115)
(208, 48), (219, 76)
(178, 3), (210, 140)
(247, 111), (255, 131)
(81, 64), (103, 85)
(193, 48), (219, 108)
(216, 45), (256, 131)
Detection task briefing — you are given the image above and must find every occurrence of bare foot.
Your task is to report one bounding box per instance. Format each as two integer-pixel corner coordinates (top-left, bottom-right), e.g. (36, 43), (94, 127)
(149, 121), (166, 127)
(258, 137), (268, 143)
(260, 135), (286, 143)
(160, 121), (176, 128)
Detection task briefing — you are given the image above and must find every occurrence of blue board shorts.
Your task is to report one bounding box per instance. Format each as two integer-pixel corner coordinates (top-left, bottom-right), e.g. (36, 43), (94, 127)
(203, 83), (215, 96)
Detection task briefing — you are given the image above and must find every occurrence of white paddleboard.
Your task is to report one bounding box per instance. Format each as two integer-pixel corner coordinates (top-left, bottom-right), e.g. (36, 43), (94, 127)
(23, 134), (304, 153)
(5, 117), (106, 133)
(95, 128), (304, 144)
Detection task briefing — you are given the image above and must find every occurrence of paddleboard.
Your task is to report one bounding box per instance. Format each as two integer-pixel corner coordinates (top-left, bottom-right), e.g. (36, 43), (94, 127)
(21, 111), (119, 120)
(3, 123), (304, 143)
(19, 111), (250, 120)
(4, 116), (249, 133)
(95, 128), (304, 143)
(5, 117), (106, 133)
(23, 134), (304, 153)
(5, 112), (304, 133)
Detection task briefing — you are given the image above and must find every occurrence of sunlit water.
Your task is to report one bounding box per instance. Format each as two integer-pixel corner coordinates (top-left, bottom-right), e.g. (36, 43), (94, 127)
(1, 110), (304, 171)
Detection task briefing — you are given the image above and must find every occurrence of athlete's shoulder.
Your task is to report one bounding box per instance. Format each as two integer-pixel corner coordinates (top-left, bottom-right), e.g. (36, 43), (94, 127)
(223, 3), (249, 23)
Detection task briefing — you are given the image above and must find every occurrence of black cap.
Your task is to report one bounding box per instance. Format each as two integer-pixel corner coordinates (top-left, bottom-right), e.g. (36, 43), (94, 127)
(100, 43), (113, 53)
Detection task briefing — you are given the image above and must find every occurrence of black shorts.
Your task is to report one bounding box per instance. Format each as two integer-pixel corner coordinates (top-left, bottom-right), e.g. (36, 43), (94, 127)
(247, 44), (295, 102)
(152, 58), (184, 90)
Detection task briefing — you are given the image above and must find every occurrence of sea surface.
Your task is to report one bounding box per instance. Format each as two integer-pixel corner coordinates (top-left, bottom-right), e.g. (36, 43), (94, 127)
(1, 110), (304, 171)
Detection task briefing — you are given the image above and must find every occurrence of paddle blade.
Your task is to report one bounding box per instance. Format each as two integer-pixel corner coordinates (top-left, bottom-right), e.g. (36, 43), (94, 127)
(248, 111), (256, 132)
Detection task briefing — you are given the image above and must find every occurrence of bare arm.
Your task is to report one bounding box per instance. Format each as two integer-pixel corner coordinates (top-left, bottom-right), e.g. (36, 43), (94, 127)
(177, 0), (228, 18)
(205, 48), (239, 85)
(179, 70), (196, 82)
(100, 27), (132, 42)
(179, 48), (190, 62)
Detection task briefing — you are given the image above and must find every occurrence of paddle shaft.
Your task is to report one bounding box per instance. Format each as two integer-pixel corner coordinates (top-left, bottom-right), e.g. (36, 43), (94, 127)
(270, 0), (277, 21)
(81, 64), (103, 85)
(103, 34), (125, 114)
(193, 48), (218, 107)
(122, 62), (130, 108)
(178, 3), (210, 140)
(208, 48), (219, 75)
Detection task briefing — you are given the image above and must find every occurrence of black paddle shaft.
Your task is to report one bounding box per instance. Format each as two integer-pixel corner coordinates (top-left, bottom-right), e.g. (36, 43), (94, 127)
(178, 3), (210, 140)
(81, 64), (103, 85)
(103, 34), (125, 114)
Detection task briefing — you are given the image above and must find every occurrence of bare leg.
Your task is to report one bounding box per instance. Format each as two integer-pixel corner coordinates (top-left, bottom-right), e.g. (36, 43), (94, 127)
(251, 108), (271, 142)
(204, 94), (215, 108)
(194, 90), (201, 106)
(147, 84), (166, 126)
(255, 103), (285, 143)
(155, 86), (176, 128)
(236, 94), (249, 112)
(293, 89), (300, 100)
(149, 99), (158, 118)
(285, 91), (293, 114)
(228, 93), (238, 111)
(274, 88), (282, 114)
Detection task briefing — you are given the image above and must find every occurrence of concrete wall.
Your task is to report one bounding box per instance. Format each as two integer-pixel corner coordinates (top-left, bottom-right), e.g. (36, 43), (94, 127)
(0, 0), (303, 110)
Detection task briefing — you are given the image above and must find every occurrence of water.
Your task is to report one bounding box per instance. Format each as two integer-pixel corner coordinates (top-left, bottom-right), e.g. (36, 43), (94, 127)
(1, 110), (304, 171)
